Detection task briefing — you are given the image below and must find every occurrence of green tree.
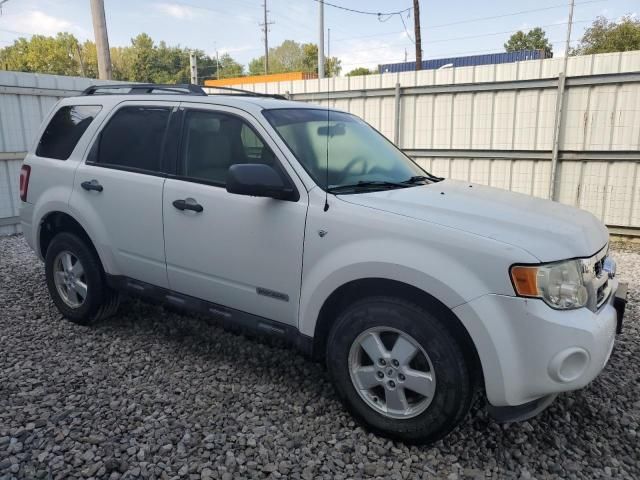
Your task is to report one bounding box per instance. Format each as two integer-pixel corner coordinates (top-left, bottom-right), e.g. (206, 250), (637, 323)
(573, 15), (640, 55)
(248, 40), (341, 76)
(346, 67), (373, 76)
(0, 32), (83, 75)
(0, 32), (242, 84)
(504, 27), (553, 56)
(217, 53), (244, 79)
(300, 43), (341, 76)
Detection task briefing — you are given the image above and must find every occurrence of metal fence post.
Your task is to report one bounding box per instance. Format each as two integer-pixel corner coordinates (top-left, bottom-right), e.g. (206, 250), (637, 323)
(394, 82), (401, 145)
(549, 71), (566, 201)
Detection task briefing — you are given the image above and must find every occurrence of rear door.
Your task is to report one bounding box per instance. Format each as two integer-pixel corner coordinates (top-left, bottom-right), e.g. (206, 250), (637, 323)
(162, 103), (308, 326)
(70, 101), (178, 287)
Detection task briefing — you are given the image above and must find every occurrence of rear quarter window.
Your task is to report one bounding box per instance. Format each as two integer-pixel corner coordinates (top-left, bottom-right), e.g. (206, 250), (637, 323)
(36, 105), (102, 160)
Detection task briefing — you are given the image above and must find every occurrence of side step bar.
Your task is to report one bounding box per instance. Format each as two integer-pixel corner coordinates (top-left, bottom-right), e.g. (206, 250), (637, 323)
(105, 274), (313, 356)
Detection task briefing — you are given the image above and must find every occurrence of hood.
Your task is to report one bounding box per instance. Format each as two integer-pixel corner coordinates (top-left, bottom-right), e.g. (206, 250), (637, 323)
(338, 179), (608, 262)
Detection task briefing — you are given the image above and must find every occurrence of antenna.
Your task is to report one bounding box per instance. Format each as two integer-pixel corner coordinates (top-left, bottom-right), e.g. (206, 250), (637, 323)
(323, 77), (330, 212)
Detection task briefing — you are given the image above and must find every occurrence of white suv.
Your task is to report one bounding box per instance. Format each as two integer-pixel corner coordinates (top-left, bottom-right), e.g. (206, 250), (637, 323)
(19, 83), (627, 443)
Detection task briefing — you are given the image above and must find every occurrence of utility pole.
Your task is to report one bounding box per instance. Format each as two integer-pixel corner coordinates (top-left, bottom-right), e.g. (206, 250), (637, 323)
(189, 51), (198, 85)
(413, 0), (422, 70)
(260, 1), (274, 75)
(216, 49), (220, 80)
(89, 0), (112, 80)
(327, 27), (331, 77)
(549, 0), (575, 200)
(75, 41), (86, 77)
(318, 0), (325, 79)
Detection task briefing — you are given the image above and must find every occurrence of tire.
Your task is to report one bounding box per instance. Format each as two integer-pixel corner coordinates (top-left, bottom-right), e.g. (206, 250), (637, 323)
(326, 296), (474, 444)
(45, 232), (120, 325)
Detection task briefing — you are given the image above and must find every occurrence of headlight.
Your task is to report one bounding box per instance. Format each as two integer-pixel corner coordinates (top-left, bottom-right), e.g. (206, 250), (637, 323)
(510, 260), (588, 310)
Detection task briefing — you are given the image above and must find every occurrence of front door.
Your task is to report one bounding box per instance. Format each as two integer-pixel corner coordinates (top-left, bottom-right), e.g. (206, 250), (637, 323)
(162, 104), (308, 326)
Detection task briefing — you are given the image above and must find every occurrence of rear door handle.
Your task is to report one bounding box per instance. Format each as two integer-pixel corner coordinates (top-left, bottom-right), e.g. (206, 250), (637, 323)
(173, 198), (203, 213)
(81, 180), (103, 192)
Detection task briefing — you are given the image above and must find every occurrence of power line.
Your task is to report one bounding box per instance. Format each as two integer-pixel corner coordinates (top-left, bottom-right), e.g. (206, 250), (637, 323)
(162, 1), (255, 22)
(334, 20), (587, 58)
(333, 0), (604, 43)
(399, 11), (414, 44)
(426, 0), (604, 29)
(0, 27), (34, 36)
(308, 0), (412, 17)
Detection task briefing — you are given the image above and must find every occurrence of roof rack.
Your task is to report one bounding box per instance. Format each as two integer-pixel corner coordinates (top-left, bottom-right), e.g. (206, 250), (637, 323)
(81, 83), (207, 96)
(204, 85), (288, 100)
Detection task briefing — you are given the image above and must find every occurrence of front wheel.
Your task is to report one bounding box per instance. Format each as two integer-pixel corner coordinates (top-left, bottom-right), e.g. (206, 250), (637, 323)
(326, 296), (475, 444)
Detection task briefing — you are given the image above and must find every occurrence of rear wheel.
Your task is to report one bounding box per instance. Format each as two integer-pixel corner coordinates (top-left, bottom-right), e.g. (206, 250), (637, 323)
(45, 232), (119, 325)
(326, 296), (474, 444)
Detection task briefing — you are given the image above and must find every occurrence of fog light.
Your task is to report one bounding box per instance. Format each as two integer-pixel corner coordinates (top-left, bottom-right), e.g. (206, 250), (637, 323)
(548, 348), (589, 383)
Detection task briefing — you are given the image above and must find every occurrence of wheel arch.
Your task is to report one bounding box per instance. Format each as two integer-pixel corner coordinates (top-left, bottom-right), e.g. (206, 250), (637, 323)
(39, 211), (105, 273)
(311, 278), (484, 389)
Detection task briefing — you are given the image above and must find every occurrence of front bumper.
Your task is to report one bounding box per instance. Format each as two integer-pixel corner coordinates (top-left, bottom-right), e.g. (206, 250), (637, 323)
(453, 278), (622, 408)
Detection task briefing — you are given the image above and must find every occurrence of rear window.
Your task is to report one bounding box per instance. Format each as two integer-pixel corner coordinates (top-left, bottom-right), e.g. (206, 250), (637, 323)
(90, 106), (170, 173)
(36, 105), (101, 160)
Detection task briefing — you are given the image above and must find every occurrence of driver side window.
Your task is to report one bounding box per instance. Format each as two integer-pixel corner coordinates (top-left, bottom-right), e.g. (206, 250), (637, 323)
(181, 110), (278, 185)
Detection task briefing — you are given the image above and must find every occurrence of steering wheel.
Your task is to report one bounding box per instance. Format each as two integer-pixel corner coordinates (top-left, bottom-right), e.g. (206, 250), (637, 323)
(335, 155), (369, 184)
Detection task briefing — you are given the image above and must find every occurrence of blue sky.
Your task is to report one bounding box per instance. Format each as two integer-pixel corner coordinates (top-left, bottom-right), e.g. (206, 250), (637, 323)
(0, 0), (637, 73)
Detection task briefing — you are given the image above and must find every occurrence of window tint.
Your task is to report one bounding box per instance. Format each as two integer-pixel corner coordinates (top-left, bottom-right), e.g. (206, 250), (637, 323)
(181, 110), (278, 185)
(93, 106), (170, 172)
(36, 105), (101, 160)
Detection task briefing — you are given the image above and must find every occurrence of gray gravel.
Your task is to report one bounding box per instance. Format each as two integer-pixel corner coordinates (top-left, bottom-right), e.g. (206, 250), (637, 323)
(1, 234), (638, 480)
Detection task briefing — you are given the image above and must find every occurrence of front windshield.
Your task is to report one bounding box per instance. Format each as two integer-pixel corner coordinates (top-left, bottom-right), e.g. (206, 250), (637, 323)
(263, 108), (433, 192)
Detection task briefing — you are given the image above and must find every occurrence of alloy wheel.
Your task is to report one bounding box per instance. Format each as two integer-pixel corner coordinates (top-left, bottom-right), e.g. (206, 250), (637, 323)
(348, 326), (436, 419)
(52, 250), (88, 308)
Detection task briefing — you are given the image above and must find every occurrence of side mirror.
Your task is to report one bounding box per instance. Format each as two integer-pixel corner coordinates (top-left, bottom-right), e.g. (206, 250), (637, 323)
(226, 164), (297, 201)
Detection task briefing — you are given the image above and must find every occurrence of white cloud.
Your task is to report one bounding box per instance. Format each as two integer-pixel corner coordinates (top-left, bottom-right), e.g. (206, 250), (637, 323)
(6, 10), (73, 36)
(215, 45), (257, 56)
(336, 34), (410, 72)
(156, 3), (196, 20)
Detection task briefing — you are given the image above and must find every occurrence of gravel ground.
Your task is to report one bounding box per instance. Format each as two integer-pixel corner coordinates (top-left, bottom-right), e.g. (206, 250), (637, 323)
(1, 234), (638, 480)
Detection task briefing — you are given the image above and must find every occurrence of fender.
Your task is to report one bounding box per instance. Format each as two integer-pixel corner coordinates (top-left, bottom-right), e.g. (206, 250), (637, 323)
(297, 235), (533, 338)
(35, 202), (119, 276)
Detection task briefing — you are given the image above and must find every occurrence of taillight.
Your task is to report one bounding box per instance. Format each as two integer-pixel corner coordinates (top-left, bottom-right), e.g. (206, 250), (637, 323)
(19, 165), (31, 202)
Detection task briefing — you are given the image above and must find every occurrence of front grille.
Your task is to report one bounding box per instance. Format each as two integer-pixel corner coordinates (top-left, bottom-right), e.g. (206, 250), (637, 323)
(594, 257), (604, 277)
(596, 275), (610, 309)
(581, 245), (611, 312)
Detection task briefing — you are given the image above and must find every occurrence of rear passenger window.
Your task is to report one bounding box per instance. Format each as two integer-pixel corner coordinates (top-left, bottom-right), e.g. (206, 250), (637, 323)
(92, 106), (170, 172)
(36, 105), (101, 160)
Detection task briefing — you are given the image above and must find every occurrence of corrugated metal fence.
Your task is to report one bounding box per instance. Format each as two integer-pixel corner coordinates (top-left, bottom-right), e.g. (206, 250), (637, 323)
(0, 72), (117, 235)
(207, 50), (640, 235)
(1, 51), (640, 235)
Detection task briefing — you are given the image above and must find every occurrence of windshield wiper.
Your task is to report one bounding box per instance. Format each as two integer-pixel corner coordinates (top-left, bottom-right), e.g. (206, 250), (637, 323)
(327, 180), (410, 193)
(402, 174), (442, 184)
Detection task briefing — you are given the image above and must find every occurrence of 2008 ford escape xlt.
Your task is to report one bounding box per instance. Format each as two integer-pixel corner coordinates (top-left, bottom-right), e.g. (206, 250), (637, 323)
(20, 84), (627, 443)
